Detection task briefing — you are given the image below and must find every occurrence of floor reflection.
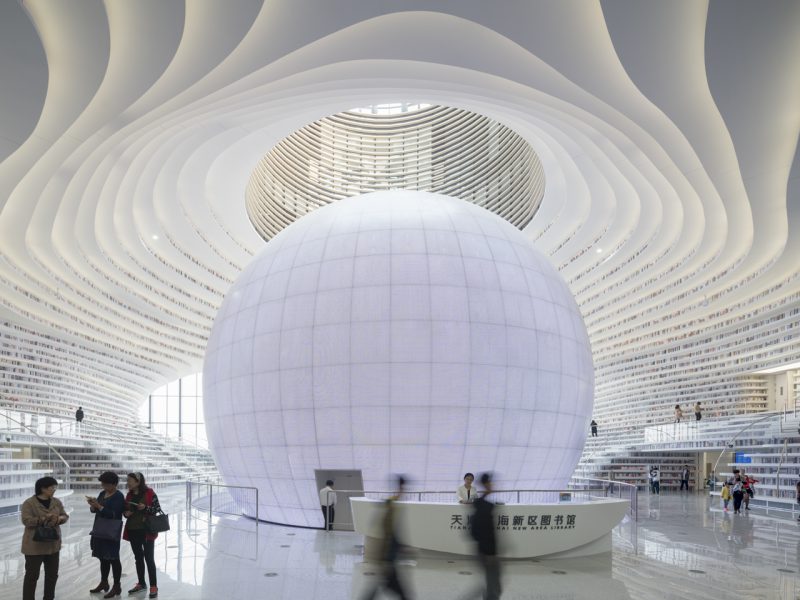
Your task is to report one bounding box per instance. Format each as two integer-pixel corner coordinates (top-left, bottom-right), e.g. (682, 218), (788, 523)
(0, 490), (797, 599)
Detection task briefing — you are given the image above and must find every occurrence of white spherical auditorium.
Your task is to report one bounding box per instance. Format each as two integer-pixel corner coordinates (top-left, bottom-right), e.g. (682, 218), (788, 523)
(203, 190), (593, 527)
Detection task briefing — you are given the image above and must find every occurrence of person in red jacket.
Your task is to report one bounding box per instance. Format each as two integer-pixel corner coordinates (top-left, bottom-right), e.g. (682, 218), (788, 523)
(122, 473), (161, 598)
(742, 471), (758, 511)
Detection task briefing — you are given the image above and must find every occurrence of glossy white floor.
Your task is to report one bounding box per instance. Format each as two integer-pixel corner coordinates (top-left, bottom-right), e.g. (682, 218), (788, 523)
(1, 489), (798, 600)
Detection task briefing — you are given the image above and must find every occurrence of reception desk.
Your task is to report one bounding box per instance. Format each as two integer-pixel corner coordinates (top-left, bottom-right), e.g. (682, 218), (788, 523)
(351, 496), (629, 559)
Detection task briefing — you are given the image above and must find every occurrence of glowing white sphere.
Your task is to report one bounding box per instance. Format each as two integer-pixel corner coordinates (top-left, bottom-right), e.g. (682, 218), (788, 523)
(204, 190), (593, 526)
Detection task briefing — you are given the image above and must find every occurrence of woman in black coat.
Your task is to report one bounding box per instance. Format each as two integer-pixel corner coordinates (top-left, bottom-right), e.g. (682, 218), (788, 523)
(87, 471), (125, 598)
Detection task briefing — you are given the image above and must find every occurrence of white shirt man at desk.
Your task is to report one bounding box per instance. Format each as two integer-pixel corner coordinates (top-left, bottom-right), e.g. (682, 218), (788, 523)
(457, 472), (477, 504)
(319, 480), (336, 531)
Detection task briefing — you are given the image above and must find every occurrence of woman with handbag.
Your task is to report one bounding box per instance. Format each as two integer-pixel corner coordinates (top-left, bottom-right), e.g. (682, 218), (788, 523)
(20, 476), (68, 600)
(87, 471), (125, 598)
(123, 472), (161, 598)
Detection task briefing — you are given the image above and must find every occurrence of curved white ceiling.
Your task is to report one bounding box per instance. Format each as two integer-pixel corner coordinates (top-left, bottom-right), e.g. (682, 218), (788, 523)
(246, 104), (546, 238)
(0, 0), (798, 426)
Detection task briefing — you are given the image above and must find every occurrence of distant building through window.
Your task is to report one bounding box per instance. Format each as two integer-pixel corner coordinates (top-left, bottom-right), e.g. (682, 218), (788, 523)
(140, 373), (207, 448)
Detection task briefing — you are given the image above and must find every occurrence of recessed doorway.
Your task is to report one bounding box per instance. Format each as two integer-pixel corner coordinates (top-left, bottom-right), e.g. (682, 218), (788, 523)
(314, 469), (364, 531)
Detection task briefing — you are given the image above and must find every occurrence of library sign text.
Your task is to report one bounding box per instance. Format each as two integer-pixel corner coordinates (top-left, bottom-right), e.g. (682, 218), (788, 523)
(449, 513), (577, 532)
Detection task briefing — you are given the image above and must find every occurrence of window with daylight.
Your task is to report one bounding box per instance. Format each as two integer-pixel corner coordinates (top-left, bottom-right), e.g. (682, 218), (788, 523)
(140, 373), (207, 448)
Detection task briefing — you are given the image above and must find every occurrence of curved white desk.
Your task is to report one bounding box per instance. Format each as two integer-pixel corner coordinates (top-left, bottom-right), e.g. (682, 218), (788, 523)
(351, 496), (629, 559)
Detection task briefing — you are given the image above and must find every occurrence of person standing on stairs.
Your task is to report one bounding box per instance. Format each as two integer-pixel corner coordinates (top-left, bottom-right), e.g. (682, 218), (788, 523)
(75, 406), (84, 435)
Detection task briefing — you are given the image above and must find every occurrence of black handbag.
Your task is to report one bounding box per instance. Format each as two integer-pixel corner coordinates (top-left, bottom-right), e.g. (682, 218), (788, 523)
(90, 516), (123, 541)
(145, 510), (170, 534)
(33, 524), (59, 542)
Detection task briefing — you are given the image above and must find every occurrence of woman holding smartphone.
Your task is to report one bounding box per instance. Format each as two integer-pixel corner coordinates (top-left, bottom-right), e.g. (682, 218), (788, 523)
(87, 471), (125, 598)
(123, 472), (161, 598)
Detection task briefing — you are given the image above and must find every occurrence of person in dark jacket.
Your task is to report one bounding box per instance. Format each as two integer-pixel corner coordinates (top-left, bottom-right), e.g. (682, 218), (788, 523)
(123, 472), (161, 598)
(470, 472), (501, 600)
(75, 407), (84, 434)
(590, 420), (598, 437)
(20, 476), (68, 600)
(87, 471), (125, 598)
(360, 475), (412, 600)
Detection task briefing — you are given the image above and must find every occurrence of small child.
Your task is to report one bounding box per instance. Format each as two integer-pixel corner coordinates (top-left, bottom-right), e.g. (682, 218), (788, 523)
(721, 481), (731, 512)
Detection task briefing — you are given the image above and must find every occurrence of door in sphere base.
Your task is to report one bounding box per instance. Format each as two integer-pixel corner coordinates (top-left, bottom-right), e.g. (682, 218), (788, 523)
(314, 469), (364, 531)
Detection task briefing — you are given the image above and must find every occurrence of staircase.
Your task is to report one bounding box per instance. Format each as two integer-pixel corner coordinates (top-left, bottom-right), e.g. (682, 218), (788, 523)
(0, 407), (219, 508)
(577, 411), (800, 511)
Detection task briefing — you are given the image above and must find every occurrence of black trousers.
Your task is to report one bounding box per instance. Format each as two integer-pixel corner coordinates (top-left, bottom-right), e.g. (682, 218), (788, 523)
(479, 554), (502, 600)
(23, 553), (59, 600)
(680, 479), (689, 490)
(591, 428), (597, 437)
(360, 562), (411, 600)
(128, 530), (158, 586)
(733, 490), (744, 512)
(695, 413), (701, 421)
(99, 558), (122, 585)
(321, 505), (335, 530)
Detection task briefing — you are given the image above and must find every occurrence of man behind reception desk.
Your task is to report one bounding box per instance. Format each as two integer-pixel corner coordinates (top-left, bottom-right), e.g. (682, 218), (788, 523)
(470, 473), (502, 600)
(457, 473), (478, 504)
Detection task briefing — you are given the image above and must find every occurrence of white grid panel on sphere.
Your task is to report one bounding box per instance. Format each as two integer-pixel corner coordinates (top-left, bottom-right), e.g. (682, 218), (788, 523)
(204, 190), (593, 527)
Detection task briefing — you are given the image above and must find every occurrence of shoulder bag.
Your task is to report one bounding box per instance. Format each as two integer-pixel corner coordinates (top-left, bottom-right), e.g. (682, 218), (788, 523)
(145, 508), (170, 533)
(90, 514), (123, 541)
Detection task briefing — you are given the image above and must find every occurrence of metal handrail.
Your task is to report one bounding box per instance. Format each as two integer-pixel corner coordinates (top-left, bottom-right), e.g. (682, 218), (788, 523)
(570, 476), (638, 521)
(0, 408), (71, 491)
(330, 488), (607, 499)
(186, 480), (259, 523)
(710, 411), (785, 490)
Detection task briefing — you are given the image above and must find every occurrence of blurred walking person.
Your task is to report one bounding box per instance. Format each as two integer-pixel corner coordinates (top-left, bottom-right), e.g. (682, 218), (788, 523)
(467, 472), (502, 600)
(360, 475), (413, 600)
